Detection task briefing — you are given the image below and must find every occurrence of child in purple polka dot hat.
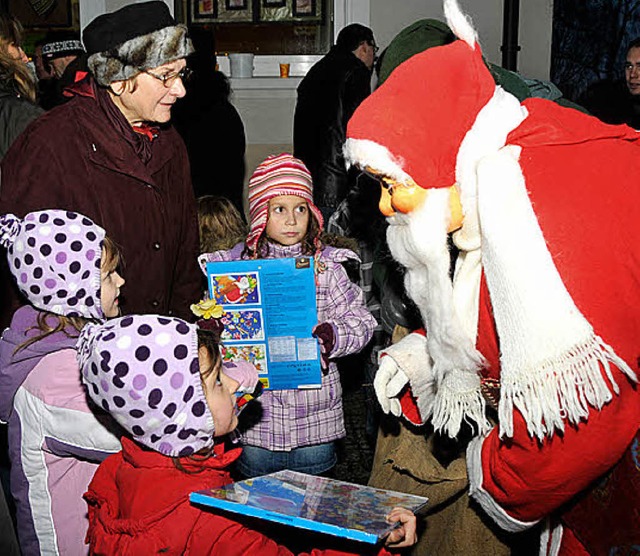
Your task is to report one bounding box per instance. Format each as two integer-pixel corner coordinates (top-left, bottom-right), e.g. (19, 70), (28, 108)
(77, 313), (416, 554)
(0, 209), (124, 320)
(0, 209), (125, 555)
(76, 314), (256, 458)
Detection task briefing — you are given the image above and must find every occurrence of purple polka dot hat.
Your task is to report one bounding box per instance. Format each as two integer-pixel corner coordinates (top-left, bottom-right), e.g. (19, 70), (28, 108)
(0, 210), (106, 320)
(77, 314), (215, 458)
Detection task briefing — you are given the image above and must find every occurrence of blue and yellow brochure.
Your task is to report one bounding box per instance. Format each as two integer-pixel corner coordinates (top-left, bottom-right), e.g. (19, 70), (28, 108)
(190, 470), (429, 545)
(205, 257), (321, 391)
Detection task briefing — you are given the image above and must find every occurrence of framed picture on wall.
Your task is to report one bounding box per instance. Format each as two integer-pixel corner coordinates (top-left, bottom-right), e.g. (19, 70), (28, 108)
(7, 0), (72, 27)
(226, 0), (248, 10)
(263, 0), (286, 7)
(190, 0), (253, 23)
(195, 0), (218, 18)
(293, 0), (315, 17)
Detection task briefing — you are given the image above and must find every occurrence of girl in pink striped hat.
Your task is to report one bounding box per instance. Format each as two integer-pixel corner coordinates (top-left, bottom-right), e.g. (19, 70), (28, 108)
(199, 153), (377, 478)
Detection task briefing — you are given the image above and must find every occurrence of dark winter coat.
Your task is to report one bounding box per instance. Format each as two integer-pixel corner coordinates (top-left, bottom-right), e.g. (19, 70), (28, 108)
(579, 79), (640, 129)
(0, 77), (201, 322)
(293, 47), (371, 210)
(0, 83), (42, 161)
(172, 70), (246, 213)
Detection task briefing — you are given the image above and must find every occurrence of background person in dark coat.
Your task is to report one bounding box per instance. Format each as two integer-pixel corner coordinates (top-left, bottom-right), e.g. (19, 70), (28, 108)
(579, 37), (640, 129)
(0, 1), (201, 326)
(38, 31), (87, 110)
(0, 14), (43, 160)
(293, 23), (376, 221)
(0, 15), (40, 555)
(172, 27), (246, 216)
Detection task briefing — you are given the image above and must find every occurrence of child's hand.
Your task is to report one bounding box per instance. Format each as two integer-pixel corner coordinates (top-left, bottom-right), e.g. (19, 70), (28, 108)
(312, 323), (335, 370)
(384, 507), (417, 548)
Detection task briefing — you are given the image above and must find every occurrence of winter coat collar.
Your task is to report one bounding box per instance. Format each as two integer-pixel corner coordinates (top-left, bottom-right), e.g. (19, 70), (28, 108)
(0, 305), (77, 421)
(67, 76), (164, 176)
(120, 435), (238, 472)
(263, 241), (360, 264)
(85, 436), (240, 531)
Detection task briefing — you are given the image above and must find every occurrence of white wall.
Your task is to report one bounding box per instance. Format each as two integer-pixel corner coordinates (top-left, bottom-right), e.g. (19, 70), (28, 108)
(519, 0), (553, 81)
(369, 0), (552, 81)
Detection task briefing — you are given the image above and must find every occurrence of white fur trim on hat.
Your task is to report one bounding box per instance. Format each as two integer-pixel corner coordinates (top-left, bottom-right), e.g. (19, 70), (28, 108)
(343, 139), (413, 184)
(444, 0), (478, 49)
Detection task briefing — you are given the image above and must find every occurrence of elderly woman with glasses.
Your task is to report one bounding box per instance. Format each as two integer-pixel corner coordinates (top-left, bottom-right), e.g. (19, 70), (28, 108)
(0, 1), (201, 326)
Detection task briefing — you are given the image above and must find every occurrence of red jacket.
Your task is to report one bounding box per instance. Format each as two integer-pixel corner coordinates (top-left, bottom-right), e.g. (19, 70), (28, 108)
(85, 437), (392, 556)
(0, 78), (201, 322)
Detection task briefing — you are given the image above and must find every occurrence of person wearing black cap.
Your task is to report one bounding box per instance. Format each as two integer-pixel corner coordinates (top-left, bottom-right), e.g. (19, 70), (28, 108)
(41, 32), (84, 80)
(0, 1), (201, 329)
(38, 31), (87, 109)
(293, 23), (377, 221)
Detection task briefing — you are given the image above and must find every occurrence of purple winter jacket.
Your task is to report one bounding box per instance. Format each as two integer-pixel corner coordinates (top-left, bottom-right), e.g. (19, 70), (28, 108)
(0, 306), (121, 555)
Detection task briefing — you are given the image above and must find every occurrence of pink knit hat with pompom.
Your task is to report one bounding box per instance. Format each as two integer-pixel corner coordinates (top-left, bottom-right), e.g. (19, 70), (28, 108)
(246, 153), (324, 254)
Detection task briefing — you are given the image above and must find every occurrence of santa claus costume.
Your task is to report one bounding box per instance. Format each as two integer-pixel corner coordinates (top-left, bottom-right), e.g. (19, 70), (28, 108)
(343, 1), (640, 554)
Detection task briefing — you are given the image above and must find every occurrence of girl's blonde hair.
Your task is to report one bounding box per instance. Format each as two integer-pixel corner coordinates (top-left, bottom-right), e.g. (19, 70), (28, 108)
(197, 195), (247, 253)
(0, 15), (37, 103)
(16, 236), (122, 352)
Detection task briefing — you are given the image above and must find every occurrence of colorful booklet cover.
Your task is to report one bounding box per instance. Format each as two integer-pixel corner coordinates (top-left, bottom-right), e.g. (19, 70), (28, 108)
(205, 257), (321, 391)
(190, 469), (429, 545)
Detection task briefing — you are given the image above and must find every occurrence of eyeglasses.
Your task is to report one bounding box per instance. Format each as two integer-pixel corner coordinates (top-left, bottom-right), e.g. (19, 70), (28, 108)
(368, 41), (380, 54)
(143, 67), (192, 88)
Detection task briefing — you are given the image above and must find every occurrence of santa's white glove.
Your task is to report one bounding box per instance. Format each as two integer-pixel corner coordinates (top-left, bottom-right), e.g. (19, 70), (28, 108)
(375, 333), (436, 423)
(374, 356), (409, 417)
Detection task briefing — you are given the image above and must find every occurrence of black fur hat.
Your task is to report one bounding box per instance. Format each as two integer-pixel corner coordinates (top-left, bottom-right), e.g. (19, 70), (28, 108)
(83, 1), (193, 86)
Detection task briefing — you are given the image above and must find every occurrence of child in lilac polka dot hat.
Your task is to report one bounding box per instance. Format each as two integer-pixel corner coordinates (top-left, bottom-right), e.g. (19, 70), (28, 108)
(76, 314), (255, 458)
(0, 209), (125, 555)
(77, 313), (416, 554)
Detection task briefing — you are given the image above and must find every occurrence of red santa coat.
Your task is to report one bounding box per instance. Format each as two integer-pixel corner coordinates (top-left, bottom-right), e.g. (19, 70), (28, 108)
(397, 99), (640, 555)
(85, 437), (394, 556)
(474, 99), (640, 555)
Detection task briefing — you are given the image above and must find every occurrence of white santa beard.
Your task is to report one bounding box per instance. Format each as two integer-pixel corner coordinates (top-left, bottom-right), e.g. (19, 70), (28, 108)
(387, 188), (483, 387)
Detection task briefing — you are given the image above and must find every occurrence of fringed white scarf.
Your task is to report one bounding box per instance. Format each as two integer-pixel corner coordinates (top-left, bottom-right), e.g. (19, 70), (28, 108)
(452, 87), (637, 440)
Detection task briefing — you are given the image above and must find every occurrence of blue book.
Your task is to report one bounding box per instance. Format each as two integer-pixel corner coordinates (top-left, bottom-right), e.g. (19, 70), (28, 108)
(190, 470), (428, 545)
(205, 257), (321, 391)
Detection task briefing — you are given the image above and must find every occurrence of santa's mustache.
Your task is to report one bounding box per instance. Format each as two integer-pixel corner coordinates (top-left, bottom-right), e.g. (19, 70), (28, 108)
(386, 189), (481, 383)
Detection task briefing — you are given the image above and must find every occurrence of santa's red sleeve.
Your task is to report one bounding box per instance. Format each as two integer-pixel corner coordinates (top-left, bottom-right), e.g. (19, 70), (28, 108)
(466, 262), (640, 532)
(466, 375), (640, 530)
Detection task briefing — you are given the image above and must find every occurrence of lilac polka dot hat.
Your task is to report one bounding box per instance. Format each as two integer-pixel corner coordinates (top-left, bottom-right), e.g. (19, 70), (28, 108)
(0, 210), (106, 320)
(77, 314), (215, 457)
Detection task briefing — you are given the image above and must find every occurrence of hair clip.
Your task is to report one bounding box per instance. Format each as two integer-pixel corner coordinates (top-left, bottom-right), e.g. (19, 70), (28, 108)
(191, 297), (225, 335)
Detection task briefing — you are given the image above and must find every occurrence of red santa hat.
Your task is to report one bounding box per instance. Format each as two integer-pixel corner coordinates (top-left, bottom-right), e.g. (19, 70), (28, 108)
(345, 38), (494, 189)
